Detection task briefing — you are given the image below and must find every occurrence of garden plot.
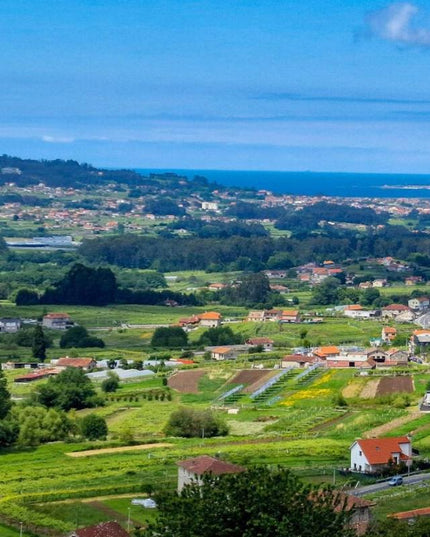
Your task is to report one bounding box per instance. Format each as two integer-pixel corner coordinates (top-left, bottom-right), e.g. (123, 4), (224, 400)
(228, 370), (273, 392)
(168, 370), (206, 393)
(376, 376), (414, 396)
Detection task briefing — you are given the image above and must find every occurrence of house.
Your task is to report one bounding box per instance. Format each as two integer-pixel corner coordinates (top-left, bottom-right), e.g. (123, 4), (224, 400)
(384, 349), (409, 366)
(405, 276), (423, 286)
(42, 313), (72, 330)
(246, 310), (265, 322)
(56, 357), (97, 370)
(313, 346), (340, 360)
(263, 270), (287, 279)
(334, 494), (375, 536)
(68, 521), (129, 537)
(177, 455), (245, 492)
(326, 351), (371, 368)
(178, 315), (200, 328)
(263, 309), (282, 321)
(349, 436), (412, 474)
(367, 349), (388, 363)
(381, 326), (397, 344)
(373, 279), (388, 288)
(280, 310), (300, 323)
(208, 283), (227, 291)
(410, 329), (430, 354)
(246, 337), (274, 351)
(0, 318), (22, 333)
(408, 296), (430, 311)
(211, 346), (238, 361)
(199, 311), (222, 328)
(382, 304), (410, 319)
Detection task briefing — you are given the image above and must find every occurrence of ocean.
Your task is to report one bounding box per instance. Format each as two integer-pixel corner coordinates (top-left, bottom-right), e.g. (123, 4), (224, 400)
(135, 169), (430, 198)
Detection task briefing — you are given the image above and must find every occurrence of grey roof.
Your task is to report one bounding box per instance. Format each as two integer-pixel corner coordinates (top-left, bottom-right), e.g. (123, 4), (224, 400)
(86, 368), (155, 380)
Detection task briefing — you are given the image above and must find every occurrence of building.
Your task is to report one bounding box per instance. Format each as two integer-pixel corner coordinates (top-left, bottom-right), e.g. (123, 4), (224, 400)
(68, 521), (129, 537)
(177, 455), (245, 492)
(313, 346), (340, 360)
(56, 357), (97, 370)
(14, 369), (59, 383)
(201, 201), (219, 211)
(211, 346), (240, 361)
(0, 318), (21, 333)
(390, 506), (430, 523)
(410, 329), (430, 354)
(281, 354), (322, 368)
(350, 436), (412, 474)
(246, 311), (265, 322)
(245, 337), (274, 351)
(408, 296), (430, 312)
(382, 304), (411, 319)
(280, 310), (300, 323)
(42, 313), (72, 330)
(381, 326), (397, 344)
(344, 305), (376, 319)
(199, 311), (222, 328)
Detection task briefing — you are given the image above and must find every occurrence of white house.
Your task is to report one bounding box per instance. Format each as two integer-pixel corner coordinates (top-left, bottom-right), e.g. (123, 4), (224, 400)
(42, 313), (72, 330)
(177, 455), (244, 492)
(0, 318), (21, 333)
(408, 297), (430, 312)
(350, 436), (412, 473)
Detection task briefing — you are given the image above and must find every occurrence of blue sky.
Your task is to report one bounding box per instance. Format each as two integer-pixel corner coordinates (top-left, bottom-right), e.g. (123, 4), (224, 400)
(2, 0), (430, 172)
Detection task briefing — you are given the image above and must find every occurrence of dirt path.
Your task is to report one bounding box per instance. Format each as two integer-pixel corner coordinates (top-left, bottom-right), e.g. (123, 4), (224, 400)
(66, 443), (173, 457)
(363, 410), (421, 438)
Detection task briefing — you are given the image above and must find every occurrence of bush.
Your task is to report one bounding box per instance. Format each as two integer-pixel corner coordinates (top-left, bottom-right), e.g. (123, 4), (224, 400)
(101, 373), (120, 393)
(80, 414), (108, 440)
(164, 407), (228, 438)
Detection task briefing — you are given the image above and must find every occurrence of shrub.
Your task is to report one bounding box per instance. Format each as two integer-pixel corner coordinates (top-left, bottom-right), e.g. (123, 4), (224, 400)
(80, 414), (108, 440)
(164, 407), (229, 438)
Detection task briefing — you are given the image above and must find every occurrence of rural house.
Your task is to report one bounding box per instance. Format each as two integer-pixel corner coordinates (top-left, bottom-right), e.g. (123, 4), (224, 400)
(350, 436), (412, 474)
(68, 520), (129, 537)
(0, 318), (22, 333)
(381, 326), (397, 344)
(211, 346), (244, 361)
(199, 311), (222, 328)
(246, 310), (265, 322)
(42, 313), (72, 330)
(177, 455), (245, 492)
(280, 310), (300, 323)
(408, 296), (430, 311)
(382, 304), (411, 319)
(410, 329), (430, 354)
(245, 337), (274, 351)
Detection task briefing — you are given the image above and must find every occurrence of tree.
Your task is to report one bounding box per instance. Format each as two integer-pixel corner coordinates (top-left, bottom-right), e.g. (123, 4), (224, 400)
(32, 325), (47, 361)
(14, 406), (72, 446)
(311, 278), (341, 305)
(0, 369), (11, 419)
(35, 367), (99, 411)
(0, 418), (19, 447)
(151, 327), (188, 348)
(101, 372), (120, 393)
(144, 466), (354, 537)
(15, 288), (39, 306)
(80, 414), (108, 440)
(164, 407), (228, 438)
(60, 326), (104, 348)
(197, 326), (241, 346)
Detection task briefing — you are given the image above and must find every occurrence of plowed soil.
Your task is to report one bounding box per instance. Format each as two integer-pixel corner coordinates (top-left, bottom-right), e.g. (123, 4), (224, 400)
(168, 369), (205, 393)
(229, 369), (271, 386)
(376, 376), (414, 396)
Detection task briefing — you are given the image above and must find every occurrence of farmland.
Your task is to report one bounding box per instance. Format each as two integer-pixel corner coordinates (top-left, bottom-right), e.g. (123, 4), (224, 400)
(1, 357), (430, 535)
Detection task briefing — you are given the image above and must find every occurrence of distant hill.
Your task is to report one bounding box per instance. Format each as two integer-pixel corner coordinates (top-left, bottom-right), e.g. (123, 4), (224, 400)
(0, 155), (222, 193)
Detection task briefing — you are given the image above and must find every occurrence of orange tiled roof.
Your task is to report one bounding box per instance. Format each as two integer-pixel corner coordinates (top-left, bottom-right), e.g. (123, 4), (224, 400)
(356, 436), (411, 465)
(199, 311), (222, 320)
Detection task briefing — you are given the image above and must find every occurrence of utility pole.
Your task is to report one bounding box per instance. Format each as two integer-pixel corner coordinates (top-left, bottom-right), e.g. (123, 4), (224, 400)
(127, 507), (131, 533)
(20, 522), (23, 537)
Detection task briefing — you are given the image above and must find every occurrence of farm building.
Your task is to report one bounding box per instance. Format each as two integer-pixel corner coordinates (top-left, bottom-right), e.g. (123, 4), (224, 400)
(281, 354), (322, 368)
(390, 506), (430, 523)
(42, 313), (73, 330)
(280, 310), (300, 323)
(55, 357), (97, 371)
(211, 346), (246, 361)
(350, 436), (412, 474)
(246, 310), (265, 322)
(68, 520), (129, 537)
(14, 369), (60, 383)
(177, 455), (245, 492)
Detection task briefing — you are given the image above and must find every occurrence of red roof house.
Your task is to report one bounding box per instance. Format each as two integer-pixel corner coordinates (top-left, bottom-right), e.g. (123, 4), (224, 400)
(350, 436), (412, 473)
(177, 455), (245, 491)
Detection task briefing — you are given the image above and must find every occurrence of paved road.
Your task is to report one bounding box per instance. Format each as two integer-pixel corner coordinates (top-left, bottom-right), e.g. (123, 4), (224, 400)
(350, 472), (430, 496)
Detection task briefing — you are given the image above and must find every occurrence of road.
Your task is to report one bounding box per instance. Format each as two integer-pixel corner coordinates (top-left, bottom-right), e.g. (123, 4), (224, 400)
(350, 472), (430, 496)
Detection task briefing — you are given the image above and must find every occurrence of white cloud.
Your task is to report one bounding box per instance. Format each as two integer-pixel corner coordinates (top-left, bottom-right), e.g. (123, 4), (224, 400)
(367, 2), (430, 47)
(42, 135), (75, 143)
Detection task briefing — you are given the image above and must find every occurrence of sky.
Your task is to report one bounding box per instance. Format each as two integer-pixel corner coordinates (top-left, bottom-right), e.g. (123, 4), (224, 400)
(2, 0), (430, 173)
